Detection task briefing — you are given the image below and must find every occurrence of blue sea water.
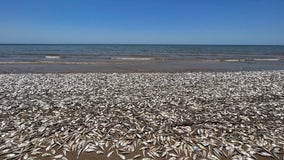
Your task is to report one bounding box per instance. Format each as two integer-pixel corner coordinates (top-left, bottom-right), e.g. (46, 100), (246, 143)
(0, 44), (284, 73)
(0, 44), (283, 62)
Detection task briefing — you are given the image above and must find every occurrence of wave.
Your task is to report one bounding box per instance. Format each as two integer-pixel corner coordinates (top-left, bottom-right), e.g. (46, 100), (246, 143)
(253, 58), (280, 61)
(111, 57), (154, 61)
(45, 54), (65, 59)
(219, 59), (245, 62)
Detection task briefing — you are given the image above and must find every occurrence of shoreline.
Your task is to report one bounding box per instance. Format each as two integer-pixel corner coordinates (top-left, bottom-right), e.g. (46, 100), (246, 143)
(0, 56), (283, 64)
(0, 58), (284, 73)
(0, 71), (283, 159)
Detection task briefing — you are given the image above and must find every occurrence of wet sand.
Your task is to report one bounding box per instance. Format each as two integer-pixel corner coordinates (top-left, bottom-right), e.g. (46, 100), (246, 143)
(0, 71), (283, 160)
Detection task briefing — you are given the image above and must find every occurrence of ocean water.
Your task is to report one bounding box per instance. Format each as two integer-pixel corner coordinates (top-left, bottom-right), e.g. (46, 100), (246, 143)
(0, 44), (284, 62)
(0, 44), (284, 73)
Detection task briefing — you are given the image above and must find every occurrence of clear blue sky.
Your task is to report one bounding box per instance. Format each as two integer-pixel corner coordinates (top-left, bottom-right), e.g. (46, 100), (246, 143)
(0, 0), (283, 44)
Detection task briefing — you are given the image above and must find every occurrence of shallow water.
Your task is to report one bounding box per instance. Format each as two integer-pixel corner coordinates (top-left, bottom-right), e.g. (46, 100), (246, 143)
(0, 44), (283, 61)
(0, 44), (284, 73)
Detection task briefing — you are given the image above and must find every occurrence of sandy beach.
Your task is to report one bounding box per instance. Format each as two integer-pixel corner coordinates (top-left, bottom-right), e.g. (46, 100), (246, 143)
(0, 71), (283, 159)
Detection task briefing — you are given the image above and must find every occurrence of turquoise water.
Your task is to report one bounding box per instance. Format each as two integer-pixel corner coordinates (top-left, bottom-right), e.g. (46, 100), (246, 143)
(0, 44), (284, 62)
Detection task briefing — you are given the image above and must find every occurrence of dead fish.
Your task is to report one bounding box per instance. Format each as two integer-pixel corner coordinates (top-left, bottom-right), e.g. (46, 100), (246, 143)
(41, 153), (51, 157)
(107, 150), (114, 158)
(53, 154), (63, 159)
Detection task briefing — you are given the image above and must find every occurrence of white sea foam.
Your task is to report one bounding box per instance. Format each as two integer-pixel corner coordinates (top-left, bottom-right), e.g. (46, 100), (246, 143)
(253, 58), (280, 61)
(45, 55), (62, 59)
(111, 57), (154, 61)
(221, 59), (245, 62)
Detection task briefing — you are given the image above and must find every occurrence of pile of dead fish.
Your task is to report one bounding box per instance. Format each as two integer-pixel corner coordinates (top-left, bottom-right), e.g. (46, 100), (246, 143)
(0, 71), (283, 160)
